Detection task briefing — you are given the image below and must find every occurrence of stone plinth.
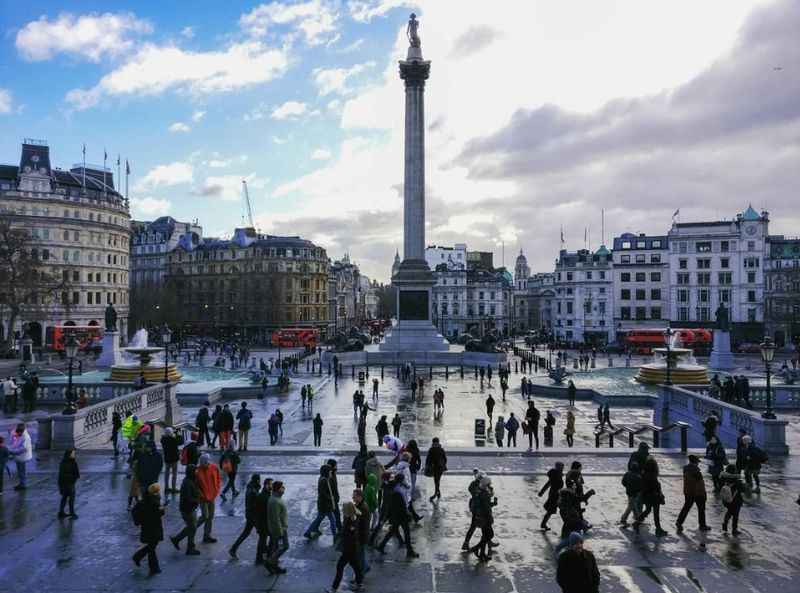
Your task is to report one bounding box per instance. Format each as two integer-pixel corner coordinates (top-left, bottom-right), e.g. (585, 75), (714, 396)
(709, 330), (735, 370)
(95, 331), (120, 368)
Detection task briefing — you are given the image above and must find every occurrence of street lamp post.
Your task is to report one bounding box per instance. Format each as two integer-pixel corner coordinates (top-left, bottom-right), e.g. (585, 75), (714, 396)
(663, 326), (674, 385)
(760, 336), (776, 419)
(162, 325), (172, 383)
(65, 334), (79, 404)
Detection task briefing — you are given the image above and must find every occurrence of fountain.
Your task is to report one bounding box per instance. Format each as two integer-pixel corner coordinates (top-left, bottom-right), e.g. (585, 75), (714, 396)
(108, 329), (182, 382)
(636, 333), (709, 385)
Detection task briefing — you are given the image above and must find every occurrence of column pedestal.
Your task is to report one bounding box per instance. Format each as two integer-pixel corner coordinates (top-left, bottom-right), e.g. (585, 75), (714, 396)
(96, 331), (121, 368)
(709, 331), (735, 370)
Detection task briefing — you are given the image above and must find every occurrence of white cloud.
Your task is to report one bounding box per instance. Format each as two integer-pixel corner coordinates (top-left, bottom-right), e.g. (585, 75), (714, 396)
(271, 100), (308, 120)
(130, 196), (171, 216)
(312, 61), (375, 96)
(339, 38), (365, 53)
(272, 135), (290, 144)
(311, 148), (332, 160)
(348, 0), (412, 23)
(240, 0), (338, 46)
(180, 26), (195, 39)
(0, 89), (12, 114)
(206, 159), (232, 168)
(66, 41), (289, 110)
(168, 122), (191, 133)
(135, 162), (194, 191)
(191, 110), (206, 122)
(196, 173), (268, 202)
(16, 12), (152, 62)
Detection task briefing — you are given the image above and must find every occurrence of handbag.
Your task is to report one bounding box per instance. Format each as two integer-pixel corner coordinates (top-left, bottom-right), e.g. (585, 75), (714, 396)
(221, 458), (233, 474)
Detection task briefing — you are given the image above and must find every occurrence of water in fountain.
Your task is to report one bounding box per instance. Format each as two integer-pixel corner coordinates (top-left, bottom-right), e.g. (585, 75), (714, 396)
(130, 328), (148, 348)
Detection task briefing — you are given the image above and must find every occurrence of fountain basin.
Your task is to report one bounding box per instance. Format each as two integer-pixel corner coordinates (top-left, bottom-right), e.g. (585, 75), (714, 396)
(635, 347), (709, 385)
(109, 346), (182, 382)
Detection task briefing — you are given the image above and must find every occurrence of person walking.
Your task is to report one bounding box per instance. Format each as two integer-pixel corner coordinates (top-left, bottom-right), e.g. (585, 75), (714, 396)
(218, 404), (235, 450)
(253, 478), (273, 564)
(391, 413), (402, 438)
(485, 393), (495, 424)
(602, 403), (613, 430)
(461, 469), (484, 550)
(8, 423), (33, 490)
(633, 457), (668, 536)
(131, 483), (165, 575)
(228, 474), (261, 558)
(705, 436), (727, 493)
(375, 415), (389, 447)
(567, 380), (576, 407)
(195, 403), (212, 447)
(160, 427), (181, 495)
(236, 402), (253, 451)
(619, 462), (643, 527)
(469, 476), (498, 561)
(325, 502), (364, 592)
(327, 459), (343, 530)
(556, 532), (600, 593)
(676, 455), (710, 533)
(544, 410), (556, 446)
(219, 442), (241, 500)
(111, 411), (122, 457)
(170, 464), (202, 556)
(353, 488), (371, 576)
(596, 405), (604, 430)
(742, 435), (767, 494)
(304, 465), (338, 539)
(135, 441), (164, 493)
(210, 404), (223, 448)
(195, 454), (222, 544)
(377, 474), (418, 559)
(307, 412), (321, 446)
(57, 448), (80, 519)
(564, 410), (576, 447)
(372, 377), (380, 399)
(266, 481), (289, 574)
(425, 437), (448, 502)
(505, 413), (520, 447)
(720, 464), (745, 536)
(538, 462), (564, 531)
(525, 401), (541, 450)
(494, 416), (505, 448)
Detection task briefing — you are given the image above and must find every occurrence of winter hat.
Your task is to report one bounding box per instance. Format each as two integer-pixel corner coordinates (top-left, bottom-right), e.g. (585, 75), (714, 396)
(164, 427), (173, 436)
(568, 531), (583, 546)
(148, 483), (161, 495)
(199, 453), (211, 466)
(741, 435), (752, 444)
(688, 455), (700, 464)
(725, 464), (739, 474)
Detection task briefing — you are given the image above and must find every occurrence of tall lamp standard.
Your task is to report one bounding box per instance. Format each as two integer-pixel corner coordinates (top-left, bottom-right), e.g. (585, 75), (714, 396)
(162, 325), (172, 383)
(663, 326), (674, 385)
(760, 336), (776, 419)
(65, 334), (79, 404)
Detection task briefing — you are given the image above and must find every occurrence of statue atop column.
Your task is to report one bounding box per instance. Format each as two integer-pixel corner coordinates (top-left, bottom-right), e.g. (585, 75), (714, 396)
(715, 302), (729, 332)
(105, 303), (118, 332)
(407, 13), (421, 48)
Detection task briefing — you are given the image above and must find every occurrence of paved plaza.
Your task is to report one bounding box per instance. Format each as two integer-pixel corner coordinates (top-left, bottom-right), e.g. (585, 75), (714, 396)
(2, 368), (800, 593)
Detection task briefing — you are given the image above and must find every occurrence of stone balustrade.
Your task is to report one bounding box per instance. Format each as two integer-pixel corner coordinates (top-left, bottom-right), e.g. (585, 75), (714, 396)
(43, 382), (180, 450)
(34, 383), (138, 405)
(657, 384), (789, 455)
(680, 383), (800, 409)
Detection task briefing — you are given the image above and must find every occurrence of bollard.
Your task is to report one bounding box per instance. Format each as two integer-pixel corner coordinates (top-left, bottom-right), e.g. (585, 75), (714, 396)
(352, 365), (355, 379)
(474, 366), (478, 379)
(652, 430), (660, 448)
(381, 365), (384, 379)
(429, 366), (433, 379)
(445, 366), (449, 379)
(628, 432), (635, 448)
(595, 432), (601, 448)
(366, 366), (369, 378)
(515, 361), (518, 373)
(460, 365), (464, 378)
(306, 359), (310, 372)
(680, 425), (688, 453)
(328, 363), (331, 375)
(609, 433), (614, 448)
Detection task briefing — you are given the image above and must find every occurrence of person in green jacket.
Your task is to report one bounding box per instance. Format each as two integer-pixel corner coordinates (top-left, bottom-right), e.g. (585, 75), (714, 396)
(364, 473), (379, 530)
(266, 481), (288, 575)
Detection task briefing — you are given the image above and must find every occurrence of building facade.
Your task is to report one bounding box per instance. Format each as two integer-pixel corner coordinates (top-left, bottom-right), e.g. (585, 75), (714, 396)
(612, 232), (670, 334)
(765, 236), (800, 348)
(131, 216), (202, 288)
(667, 206), (768, 343)
(552, 247), (614, 344)
(0, 140), (131, 346)
(166, 227), (328, 340)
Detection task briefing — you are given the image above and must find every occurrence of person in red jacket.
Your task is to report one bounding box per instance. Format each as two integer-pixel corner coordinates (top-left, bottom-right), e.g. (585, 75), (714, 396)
(195, 453), (221, 543)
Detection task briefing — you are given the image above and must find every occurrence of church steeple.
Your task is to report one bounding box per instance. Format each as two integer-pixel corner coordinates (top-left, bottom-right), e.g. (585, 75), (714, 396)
(391, 249), (401, 279)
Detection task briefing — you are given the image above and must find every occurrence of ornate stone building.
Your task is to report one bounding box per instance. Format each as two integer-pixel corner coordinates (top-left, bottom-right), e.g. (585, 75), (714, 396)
(165, 227), (329, 340)
(765, 236), (800, 348)
(0, 140), (131, 346)
(131, 216), (202, 288)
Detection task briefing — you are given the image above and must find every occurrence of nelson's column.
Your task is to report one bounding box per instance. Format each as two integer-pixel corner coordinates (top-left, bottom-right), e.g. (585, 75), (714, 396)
(380, 13), (450, 353)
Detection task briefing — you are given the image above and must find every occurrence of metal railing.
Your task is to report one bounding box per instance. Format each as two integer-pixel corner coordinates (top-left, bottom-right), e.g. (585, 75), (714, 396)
(594, 421), (690, 452)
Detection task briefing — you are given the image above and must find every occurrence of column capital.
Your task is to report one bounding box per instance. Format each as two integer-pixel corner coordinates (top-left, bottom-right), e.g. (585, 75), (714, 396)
(399, 60), (430, 87)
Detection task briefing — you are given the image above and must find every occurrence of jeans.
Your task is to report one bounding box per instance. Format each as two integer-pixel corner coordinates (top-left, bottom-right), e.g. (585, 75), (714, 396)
(133, 542), (160, 573)
(332, 554), (363, 590)
(59, 493), (76, 515)
(359, 543), (370, 573)
(723, 501), (742, 532)
(313, 431), (321, 447)
(268, 532), (289, 566)
(174, 510), (198, 549)
(676, 495), (707, 528)
(164, 462), (178, 493)
(16, 460), (27, 487)
(528, 425), (539, 449)
(197, 501), (215, 538)
(637, 502), (662, 530)
(507, 432), (517, 447)
(239, 429), (249, 450)
(620, 494), (642, 523)
(305, 511), (337, 537)
(230, 519), (255, 553)
(222, 471), (237, 495)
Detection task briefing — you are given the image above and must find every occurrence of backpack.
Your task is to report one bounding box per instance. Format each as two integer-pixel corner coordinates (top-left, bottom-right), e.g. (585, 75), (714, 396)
(180, 446), (189, 466)
(131, 500), (145, 526)
(754, 447), (768, 464)
(720, 484), (733, 504)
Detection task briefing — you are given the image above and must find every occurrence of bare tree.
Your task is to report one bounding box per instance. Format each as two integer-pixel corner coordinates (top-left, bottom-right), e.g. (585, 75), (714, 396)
(0, 215), (70, 350)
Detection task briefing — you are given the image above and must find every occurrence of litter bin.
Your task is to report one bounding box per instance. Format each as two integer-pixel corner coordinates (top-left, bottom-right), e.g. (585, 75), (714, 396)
(474, 418), (486, 440)
(36, 417), (52, 450)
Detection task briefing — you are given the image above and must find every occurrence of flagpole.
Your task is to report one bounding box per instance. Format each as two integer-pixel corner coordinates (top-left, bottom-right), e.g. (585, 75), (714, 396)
(125, 160), (130, 205)
(601, 209), (605, 246)
(82, 143), (86, 192)
(117, 154), (121, 193)
(103, 148), (107, 196)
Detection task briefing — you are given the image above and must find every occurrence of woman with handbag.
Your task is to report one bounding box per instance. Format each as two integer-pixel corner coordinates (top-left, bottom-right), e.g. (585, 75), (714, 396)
(424, 437), (448, 502)
(633, 456), (668, 536)
(219, 442), (240, 500)
(564, 410), (576, 447)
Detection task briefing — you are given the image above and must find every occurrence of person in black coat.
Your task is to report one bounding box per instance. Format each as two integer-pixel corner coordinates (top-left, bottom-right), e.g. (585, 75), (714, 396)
(424, 437), (448, 502)
(254, 478), (273, 563)
(375, 416), (389, 447)
(303, 465), (337, 538)
(160, 427), (181, 495)
(525, 401), (541, 450)
(210, 404), (223, 447)
(229, 474), (261, 558)
(195, 403), (211, 447)
(132, 483), (165, 575)
(57, 448), (80, 519)
(135, 441), (164, 491)
(111, 411), (122, 456)
(327, 502), (363, 592)
(556, 532), (600, 593)
(633, 457), (668, 536)
(720, 465), (746, 535)
(538, 462), (564, 531)
(170, 464), (202, 555)
(377, 476), (418, 558)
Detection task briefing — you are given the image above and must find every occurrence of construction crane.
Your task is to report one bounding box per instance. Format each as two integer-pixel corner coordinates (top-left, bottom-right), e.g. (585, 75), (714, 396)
(241, 179), (256, 230)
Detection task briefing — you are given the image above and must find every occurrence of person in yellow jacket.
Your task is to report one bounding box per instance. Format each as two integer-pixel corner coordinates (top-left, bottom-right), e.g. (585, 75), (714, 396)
(122, 413), (144, 476)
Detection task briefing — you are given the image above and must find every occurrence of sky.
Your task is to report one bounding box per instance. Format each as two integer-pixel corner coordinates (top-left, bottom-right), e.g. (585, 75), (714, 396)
(0, 0), (797, 283)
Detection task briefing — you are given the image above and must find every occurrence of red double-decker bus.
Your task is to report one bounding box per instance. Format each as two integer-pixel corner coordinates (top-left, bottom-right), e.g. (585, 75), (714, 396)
(622, 328), (712, 355)
(45, 325), (103, 352)
(271, 327), (319, 348)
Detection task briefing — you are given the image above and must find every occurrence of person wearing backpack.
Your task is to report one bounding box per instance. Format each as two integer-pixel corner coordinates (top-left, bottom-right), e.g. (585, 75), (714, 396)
(633, 457), (668, 537)
(236, 402), (253, 451)
(742, 436), (766, 494)
(132, 483), (165, 575)
(170, 464), (202, 555)
(619, 462), (643, 527)
(160, 427), (181, 495)
(720, 464), (745, 535)
(219, 442), (241, 500)
(675, 455), (710, 533)
(181, 433), (200, 468)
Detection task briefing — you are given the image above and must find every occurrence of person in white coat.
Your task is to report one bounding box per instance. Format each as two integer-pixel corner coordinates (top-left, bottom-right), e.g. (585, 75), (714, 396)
(9, 423), (33, 490)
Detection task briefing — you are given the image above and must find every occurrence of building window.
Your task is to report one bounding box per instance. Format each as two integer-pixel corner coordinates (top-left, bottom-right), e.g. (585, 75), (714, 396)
(621, 273), (631, 282)
(697, 272), (711, 285)
(586, 271), (592, 280)
(599, 271), (605, 280)
(678, 289), (689, 303)
(636, 241), (646, 249)
(677, 273), (690, 285)
(635, 289), (646, 300)
(620, 307), (631, 320)
(678, 307), (689, 321)
(621, 255), (630, 263)
(651, 307), (662, 319)
(622, 241), (631, 249)
(598, 302), (606, 315)
(697, 259), (711, 269)
(620, 289), (630, 300)
(748, 290), (756, 303)
(679, 242), (687, 254)
(87, 292), (93, 304)
(651, 289), (661, 300)
(652, 240), (662, 248)
(635, 254), (645, 264)
(721, 258), (729, 269)
(747, 271), (756, 283)
(650, 272), (661, 282)
(698, 289), (710, 303)
(635, 307), (646, 320)
(698, 307), (710, 321)
(650, 254), (661, 264)
(747, 308), (756, 322)
(720, 241), (729, 252)
(566, 302), (573, 314)
(679, 259), (688, 269)
(635, 272), (646, 282)
(719, 272), (732, 285)
(719, 289), (731, 303)
(696, 241), (712, 253)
